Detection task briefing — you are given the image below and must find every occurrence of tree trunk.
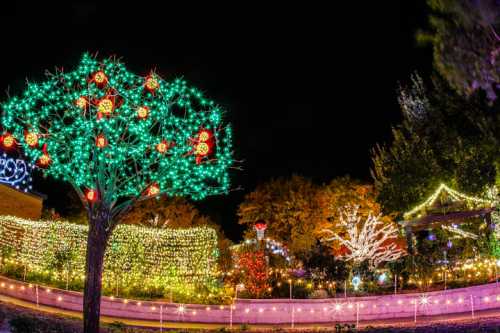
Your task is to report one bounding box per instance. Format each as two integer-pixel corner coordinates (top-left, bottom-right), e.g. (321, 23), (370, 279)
(83, 216), (111, 333)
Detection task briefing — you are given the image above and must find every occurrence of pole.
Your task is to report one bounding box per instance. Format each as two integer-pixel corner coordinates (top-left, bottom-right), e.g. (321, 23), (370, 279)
(356, 303), (360, 328)
(160, 305), (163, 333)
(230, 303), (233, 330)
(495, 261), (498, 286)
(344, 280), (347, 298)
(470, 295), (474, 319)
(35, 285), (39, 307)
(413, 299), (417, 323)
(394, 274), (397, 295)
(444, 271), (447, 290)
(289, 281), (292, 300)
(291, 305), (295, 329)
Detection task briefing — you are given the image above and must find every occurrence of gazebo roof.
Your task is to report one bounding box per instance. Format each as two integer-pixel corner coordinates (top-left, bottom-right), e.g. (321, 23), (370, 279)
(400, 184), (494, 231)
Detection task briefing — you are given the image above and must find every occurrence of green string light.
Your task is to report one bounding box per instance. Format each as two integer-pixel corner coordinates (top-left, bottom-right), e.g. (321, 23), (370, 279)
(1, 53), (233, 204)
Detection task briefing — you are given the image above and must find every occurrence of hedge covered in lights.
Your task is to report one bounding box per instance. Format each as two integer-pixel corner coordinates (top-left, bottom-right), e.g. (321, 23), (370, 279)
(0, 216), (220, 294)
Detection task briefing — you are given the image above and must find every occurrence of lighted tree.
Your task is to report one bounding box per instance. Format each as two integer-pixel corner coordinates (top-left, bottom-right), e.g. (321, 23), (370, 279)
(0, 54), (233, 333)
(322, 205), (405, 270)
(235, 249), (269, 298)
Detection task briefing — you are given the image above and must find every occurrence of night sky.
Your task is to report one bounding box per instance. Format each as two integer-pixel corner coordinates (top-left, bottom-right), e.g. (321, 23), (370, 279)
(0, 2), (432, 241)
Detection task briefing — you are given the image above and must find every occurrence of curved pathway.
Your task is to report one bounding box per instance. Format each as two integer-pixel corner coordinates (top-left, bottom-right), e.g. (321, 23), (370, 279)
(1, 276), (500, 329)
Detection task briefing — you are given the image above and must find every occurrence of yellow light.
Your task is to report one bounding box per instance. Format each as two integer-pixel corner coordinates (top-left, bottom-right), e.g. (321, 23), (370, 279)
(93, 71), (107, 84)
(2, 134), (14, 148)
(198, 130), (210, 142)
(195, 142), (209, 155)
(38, 153), (51, 166)
(75, 96), (87, 109)
(145, 76), (159, 91)
(98, 98), (113, 116)
(25, 132), (38, 147)
(156, 141), (168, 153)
(137, 106), (149, 119)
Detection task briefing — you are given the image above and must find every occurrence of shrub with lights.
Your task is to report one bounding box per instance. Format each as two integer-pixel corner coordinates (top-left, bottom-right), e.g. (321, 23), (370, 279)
(0, 54), (233, 332)
(0, 216), (221, 302)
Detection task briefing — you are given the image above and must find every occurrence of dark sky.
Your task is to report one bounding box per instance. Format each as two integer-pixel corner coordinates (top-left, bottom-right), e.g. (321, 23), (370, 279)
(0, 2), (432, 241)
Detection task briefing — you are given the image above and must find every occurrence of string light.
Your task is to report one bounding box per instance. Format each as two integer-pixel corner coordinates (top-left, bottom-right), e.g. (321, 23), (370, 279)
(136, 106), (149, 119)
(2, 134), (15, 148)
(0, 215), (221, 301)
(0, 53), (233, 203)
(97, 98), (114, 117)
(24, 133), (38, 147)
(404, 183), (491, 219)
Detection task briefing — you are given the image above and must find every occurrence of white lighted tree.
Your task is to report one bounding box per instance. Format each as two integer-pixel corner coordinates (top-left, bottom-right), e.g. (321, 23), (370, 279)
(322, 205), (405, 269)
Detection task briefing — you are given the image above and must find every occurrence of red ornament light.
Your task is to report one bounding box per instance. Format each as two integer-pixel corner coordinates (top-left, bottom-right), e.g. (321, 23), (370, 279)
(193, 129), (214, 164)
(147, 183), (160, 196)
(198, 129), (213, 142)
(75, 96), (88, 109)
(137, 106), (149, 119)
(38, 153), (50, 167)
(156, 140), (168, 154)
(86, 189), (97, 202)
(1, 133), (15, 148)
(92, 71), (108, 87)
(25, 132), (38, 147)
(96, 134), (108, 148)
(145, 74), (160, 92)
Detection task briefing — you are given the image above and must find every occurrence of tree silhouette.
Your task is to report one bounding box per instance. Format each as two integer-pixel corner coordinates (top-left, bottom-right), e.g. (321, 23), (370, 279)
(1, 54), (233, 333)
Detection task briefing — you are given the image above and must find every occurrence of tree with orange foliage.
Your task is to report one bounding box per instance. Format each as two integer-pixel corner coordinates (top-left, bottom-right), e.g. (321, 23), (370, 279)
(238, 175), (318, 257)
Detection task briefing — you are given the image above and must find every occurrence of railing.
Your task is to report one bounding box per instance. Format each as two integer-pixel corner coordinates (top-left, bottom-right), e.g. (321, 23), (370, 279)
(0, 276), (499, 327)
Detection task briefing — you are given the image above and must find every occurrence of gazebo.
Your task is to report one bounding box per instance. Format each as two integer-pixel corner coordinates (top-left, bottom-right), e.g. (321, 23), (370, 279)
(399, 183), (495, 254)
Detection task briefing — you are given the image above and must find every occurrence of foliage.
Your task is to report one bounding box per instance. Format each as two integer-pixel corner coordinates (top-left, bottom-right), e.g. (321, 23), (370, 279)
(314, 177), (393, 244)
(302, 242), (349, 282)
(237, 175), (318, 257)
(371, 74), (496, 214)
(418, 0), (500, 102)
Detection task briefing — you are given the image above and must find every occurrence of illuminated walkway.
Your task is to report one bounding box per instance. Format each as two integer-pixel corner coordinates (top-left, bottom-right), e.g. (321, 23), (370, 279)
(2, 292), (500, 330)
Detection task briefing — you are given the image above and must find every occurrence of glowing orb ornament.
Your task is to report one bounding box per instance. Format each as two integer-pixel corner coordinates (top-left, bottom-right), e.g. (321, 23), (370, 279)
(38, 153), (50, 167)
(86, 189), (97, 202)
(96, 134), (108, 148)
(352, 275), (361, 291)
(2, 134), (15, 148)
(194, 142), (210, 156)
(25, 132), (38, 147)
(97, 98), (114, 116)
(147, 183), (160, 196)
(377, 272), (387, 285)
(92, 71), (108, 86)
(137, 106), (149, 119)
(156, 140), (168, 154)
(75, 96), (88, 109)
(145, 75), (160, 92)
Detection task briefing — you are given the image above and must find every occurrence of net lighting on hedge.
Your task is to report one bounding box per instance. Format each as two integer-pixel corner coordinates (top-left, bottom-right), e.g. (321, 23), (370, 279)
(1, 53), (233, 205)
(0, 215), (221, 298)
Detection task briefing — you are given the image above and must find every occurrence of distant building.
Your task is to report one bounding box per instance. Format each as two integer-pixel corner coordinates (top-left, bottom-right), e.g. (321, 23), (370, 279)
(0, 152), (43, 219)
